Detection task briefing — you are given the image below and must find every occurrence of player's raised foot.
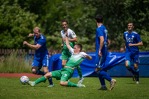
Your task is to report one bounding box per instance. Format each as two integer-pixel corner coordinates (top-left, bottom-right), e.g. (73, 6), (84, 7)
(28, 81), (35, 86)
(98, 86), (107, 90)
(78, 77), (84, 84)
(47, 84), (54, 87)
(77, 83), (86, 88)
(110, 79), (116, 90)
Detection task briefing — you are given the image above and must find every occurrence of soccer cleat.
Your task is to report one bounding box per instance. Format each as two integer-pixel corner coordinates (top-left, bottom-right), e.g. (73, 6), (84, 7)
(98, 86), (108, 90)
(78, 77), (84, 84)
(47, 84), (54, 87)
(77, 83), (86, 88)
(136, 81), (139, 84)
(28, 81), (35, 86)
(110, 79), (116, 90)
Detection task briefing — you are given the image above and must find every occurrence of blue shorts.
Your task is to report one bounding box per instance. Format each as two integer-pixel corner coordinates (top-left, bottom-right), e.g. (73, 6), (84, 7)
(32, 55), (49, 69)
(125, 51), (139, 64)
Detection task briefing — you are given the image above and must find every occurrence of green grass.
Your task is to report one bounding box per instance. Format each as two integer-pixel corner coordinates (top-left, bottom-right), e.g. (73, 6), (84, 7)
(0, 77), (149, 99)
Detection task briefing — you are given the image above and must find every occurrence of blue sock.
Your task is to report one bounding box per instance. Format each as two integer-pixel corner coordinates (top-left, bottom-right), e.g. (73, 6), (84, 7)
(36, 70), (45, 75)
(134, 69), (139, 81)
(127, 67), (135, 75)
(48, 77), (53, 85)
(97, 71), (106, 86)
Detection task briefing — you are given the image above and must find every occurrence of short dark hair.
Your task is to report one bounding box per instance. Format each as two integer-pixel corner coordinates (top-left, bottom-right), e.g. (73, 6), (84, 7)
(76, 44), (82, 51)
(61, 19), (68, 24)
(95, 15), (103, 23)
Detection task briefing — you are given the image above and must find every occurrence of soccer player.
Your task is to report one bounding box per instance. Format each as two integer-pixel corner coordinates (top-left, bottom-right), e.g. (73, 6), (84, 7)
(23, 27), (54, 87)
(94, 15), (116, 90)
(60, 19), (84, 84)
(28, 35), (92, 87)
(123, 22), (143, 84)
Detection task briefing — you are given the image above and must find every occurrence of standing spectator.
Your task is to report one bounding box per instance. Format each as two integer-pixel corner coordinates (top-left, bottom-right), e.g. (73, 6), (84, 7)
(23, 27), (54, 87)
(123, 22), (143, 84)
(94, 15), (116, 90)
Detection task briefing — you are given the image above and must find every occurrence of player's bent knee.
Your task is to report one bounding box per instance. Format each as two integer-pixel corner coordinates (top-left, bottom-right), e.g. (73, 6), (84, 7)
(60, 81), (67, 86)
(44, 72), (52, 78)
(31, 69), (37, 74)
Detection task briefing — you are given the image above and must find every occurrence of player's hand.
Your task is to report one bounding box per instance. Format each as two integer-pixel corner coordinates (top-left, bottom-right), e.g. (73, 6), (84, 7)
(95, 67), (101, 72)
(23, 41), (28, 45)
(128, 43), (133, 46)
(28, 33), (34, 37)
(98, 50), (102, 57)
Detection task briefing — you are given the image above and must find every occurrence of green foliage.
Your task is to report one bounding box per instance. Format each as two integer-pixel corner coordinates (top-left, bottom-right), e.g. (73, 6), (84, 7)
(0, 0), (149, 51)
(0, 77), (149, 99)
(0, 0), (38, 48)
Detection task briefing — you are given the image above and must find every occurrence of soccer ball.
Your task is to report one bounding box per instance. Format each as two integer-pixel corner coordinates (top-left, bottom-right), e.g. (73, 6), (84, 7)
(20, 76), (29, 84)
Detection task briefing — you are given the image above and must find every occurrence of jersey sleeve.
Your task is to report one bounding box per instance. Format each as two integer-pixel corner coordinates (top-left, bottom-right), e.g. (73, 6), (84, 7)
(61, 30), (65, 38)
(97, 28), (103, 37)
(70, 30), (77, 38)
(80, 52), (88, 58)
(136, 34), (142, 42)
(69, 47), (74, 54)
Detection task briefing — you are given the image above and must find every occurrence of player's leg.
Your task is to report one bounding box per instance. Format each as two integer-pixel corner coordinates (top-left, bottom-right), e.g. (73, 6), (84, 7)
(96, 71), (107, 90)
(125, 52), (135, 76)
(29, 72), (52, 86)
(43, 66), (54, 87)
(62, 60), (67, 67)
(134, 63), (139, 84)
(31, 59), (44, 75)
(60, 71), (85, 87)
(77, 66), (84, 84)
(133, 53), (140, 84)
(42, 55), (54, 87)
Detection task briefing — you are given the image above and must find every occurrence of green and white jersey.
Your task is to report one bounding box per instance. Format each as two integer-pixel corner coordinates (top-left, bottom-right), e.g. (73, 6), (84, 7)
(61, 28), (77, 39)
(66, 47), (87, 68)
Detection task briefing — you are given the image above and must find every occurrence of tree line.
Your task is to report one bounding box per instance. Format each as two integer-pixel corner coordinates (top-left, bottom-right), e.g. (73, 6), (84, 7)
(0, 0), (149, 52)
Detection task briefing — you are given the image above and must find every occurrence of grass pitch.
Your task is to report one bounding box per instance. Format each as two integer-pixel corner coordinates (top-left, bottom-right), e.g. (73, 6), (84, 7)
(0, 77), (149, 99)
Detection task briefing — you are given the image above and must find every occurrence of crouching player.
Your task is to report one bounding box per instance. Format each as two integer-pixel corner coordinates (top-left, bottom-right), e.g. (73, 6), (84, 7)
(28, 35), (92, 87)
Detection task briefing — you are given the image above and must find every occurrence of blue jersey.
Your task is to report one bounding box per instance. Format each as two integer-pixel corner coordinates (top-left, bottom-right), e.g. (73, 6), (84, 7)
(123, 31), (142, 52)
(34, 34), (48, 60)
(95, 24), (108, 53)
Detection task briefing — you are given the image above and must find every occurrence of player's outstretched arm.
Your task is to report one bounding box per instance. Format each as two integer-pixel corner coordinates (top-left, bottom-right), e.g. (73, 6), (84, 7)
(23, 41), (41, 50)
(85, 54), (92, 60)
(65, 36), (72, 50)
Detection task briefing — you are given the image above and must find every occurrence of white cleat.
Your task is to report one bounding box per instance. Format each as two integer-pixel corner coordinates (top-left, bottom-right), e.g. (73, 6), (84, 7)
(77, 83), (86, 88)
(110, 79), (116, 90)
(78, 77), (84, 84)
(47, 84), (54, 87)
(28, 81), (35, 86)
(136, 81), (139, 84)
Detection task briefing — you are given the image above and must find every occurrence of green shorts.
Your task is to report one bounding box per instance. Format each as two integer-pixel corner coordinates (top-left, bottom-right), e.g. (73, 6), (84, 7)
(51, 68), (73, 81)
(61, 42), (74, 60)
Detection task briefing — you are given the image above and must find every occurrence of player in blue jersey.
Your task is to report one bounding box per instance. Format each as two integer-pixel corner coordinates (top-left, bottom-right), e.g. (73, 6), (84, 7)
(94, 15), (116, 90)
(23, 27), (54, 87)
(123, 22), (143, 84)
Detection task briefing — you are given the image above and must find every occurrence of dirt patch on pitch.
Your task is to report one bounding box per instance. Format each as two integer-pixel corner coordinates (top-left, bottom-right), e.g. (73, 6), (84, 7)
(0, 73), (41, 78)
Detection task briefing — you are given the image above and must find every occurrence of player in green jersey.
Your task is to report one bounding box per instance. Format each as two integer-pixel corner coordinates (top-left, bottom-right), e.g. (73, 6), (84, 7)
(28, 35), (92, 87)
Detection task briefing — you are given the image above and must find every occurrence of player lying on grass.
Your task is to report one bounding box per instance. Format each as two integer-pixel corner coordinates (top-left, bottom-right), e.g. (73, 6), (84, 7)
(28, 35), (92, 87)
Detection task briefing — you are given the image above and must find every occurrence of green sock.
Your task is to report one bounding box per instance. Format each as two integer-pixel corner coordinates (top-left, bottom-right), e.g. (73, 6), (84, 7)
(35, 76), (47, 84)
(77, 66), (82, 78)
(67, 81), (77, 87)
